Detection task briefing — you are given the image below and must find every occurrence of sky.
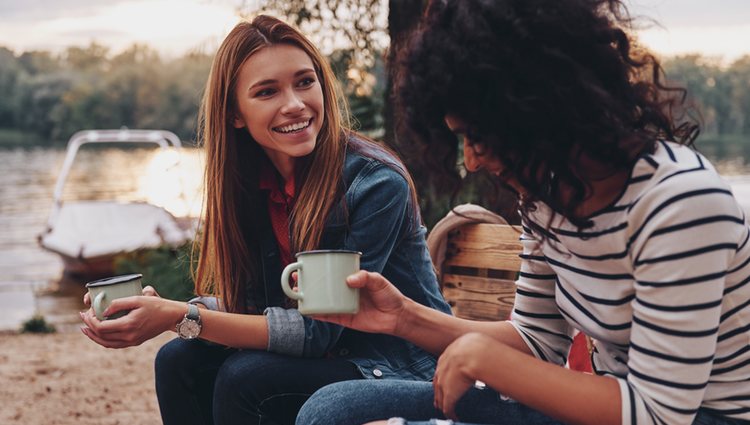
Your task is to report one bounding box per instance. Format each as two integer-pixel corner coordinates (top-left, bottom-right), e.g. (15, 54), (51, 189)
(0, 0), (749, 63)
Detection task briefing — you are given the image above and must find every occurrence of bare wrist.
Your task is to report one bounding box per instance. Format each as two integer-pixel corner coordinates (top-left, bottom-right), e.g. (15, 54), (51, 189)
(393, 297), (421, 339)
(169, 301), (190, 331)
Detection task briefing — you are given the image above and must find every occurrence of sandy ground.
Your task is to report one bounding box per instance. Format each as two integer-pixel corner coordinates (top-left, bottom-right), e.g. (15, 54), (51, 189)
(0, 330), (173, 425)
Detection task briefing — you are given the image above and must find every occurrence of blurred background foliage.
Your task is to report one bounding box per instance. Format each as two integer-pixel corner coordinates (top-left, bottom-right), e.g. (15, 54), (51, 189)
(1, 1), (750, 227)
(113, 243), (195, 301)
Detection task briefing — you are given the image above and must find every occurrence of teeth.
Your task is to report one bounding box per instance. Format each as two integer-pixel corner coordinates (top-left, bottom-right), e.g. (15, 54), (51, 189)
(276, 120), (310, 133)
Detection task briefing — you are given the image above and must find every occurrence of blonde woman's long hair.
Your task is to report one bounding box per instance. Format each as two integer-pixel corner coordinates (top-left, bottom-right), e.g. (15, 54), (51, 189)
(195, 15), (351, 313)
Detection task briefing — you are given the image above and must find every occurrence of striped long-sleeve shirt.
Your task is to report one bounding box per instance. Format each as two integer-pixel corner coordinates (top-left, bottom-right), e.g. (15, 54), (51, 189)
(510, 141), (750, 424)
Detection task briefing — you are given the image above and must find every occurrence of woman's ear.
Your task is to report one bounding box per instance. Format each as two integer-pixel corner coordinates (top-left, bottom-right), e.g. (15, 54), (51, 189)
(232, 115), (245, 129)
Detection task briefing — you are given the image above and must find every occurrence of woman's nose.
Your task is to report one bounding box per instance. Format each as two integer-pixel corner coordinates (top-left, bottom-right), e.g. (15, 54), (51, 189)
(463, 139), (482, 172)
(281, 91), (305, 114)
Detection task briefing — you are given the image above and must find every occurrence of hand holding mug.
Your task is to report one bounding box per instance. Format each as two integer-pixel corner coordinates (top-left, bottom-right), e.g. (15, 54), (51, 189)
(83, 283), (160, 306)
(280, 250), (361, 315)
(80, 294), (185, 349)
(84, 274), (144, 320)
(312, 270), (409, 336)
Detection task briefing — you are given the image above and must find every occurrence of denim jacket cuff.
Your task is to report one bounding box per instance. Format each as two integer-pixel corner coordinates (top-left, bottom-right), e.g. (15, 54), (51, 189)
(188, 296), (223, 311)
(264, 307), (305, 356)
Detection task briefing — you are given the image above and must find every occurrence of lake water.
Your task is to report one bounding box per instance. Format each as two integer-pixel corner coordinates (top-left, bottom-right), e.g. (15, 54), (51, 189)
(0, 146), (204, 331)
(1, 146), (750, 332)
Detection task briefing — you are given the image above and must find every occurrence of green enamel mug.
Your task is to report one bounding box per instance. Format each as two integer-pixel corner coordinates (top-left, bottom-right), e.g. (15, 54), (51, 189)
(85, 274), (143, 320)
(280, 250), (361, 315)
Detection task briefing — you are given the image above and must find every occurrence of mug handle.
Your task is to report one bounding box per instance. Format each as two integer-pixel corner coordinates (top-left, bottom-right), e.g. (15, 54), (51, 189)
(93, 291), (106, 319)
(281, 261), (303, 301)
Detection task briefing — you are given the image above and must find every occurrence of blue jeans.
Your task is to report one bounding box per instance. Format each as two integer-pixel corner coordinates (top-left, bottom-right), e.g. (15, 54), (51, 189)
(155, 338), (362, 425)
(296, 380), (560, 425)
(296, 380), (747, 425)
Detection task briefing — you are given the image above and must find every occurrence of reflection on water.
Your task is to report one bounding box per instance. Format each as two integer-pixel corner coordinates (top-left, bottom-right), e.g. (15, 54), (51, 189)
(138, 149), (204, 218)
(0, 146), (203, 331)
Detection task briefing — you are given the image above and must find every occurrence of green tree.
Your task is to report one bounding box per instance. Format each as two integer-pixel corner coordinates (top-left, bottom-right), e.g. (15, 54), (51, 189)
(17, 72), (76, 139)
(728, 56), (750, 135)
(0, 47), (23, 127)
(18, 50), (60, 75)
(148, 52), (213, 141)
(51, 82), (120, 139)
(104, 44), (164, 130)
(242, 0), (389, 73)
(662, 55), (734, 136)
(62, 43), (110, 74)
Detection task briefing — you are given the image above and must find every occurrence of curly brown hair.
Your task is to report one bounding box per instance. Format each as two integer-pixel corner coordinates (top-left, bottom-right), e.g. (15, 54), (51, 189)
(394, 0), (699, 226)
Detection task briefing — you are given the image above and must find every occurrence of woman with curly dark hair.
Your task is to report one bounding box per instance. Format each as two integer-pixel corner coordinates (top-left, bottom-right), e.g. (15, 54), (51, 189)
(296, 1), (750, 424)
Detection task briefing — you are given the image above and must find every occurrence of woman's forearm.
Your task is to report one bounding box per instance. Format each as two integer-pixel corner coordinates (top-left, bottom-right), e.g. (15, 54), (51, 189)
(167, 302), (269, 349)
(470, 344), (621, 425)
(193, 308), (270, 349)
(396, 298), (533, 356)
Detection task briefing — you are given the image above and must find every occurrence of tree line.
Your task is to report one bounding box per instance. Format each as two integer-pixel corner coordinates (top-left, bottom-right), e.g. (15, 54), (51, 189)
(1, 42), (749, 225)
(1, 44), (748, 145)
(0, 42), (385, 145)
(663, 55), (750, 139)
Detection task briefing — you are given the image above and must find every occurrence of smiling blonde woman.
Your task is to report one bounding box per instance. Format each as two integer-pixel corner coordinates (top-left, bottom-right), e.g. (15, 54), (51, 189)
(79, 15), (450, 425)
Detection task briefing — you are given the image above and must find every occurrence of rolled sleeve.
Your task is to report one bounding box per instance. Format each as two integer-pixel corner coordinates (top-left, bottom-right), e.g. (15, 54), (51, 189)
(264, 307), (305, 356)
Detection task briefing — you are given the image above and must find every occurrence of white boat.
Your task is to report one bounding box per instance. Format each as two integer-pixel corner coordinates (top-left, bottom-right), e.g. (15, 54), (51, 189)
(38, 129), (196, 278)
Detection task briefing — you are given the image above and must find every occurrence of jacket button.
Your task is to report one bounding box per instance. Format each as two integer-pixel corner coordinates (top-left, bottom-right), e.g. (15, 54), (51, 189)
(339, 348), (349, 356)
(372, 368), (383, 378)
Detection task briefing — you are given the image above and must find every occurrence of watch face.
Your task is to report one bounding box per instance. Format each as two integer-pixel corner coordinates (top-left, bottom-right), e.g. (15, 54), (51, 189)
(178, 320), (201, 339)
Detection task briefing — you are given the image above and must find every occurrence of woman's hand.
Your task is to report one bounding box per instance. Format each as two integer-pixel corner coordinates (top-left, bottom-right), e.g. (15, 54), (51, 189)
(312, 271), (409, 335)
(433, 332), (501, 420)
(79, 295), (182, 349)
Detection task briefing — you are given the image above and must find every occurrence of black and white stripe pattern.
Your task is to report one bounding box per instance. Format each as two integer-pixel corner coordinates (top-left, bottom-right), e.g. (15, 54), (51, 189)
(510, 142), (750, 424)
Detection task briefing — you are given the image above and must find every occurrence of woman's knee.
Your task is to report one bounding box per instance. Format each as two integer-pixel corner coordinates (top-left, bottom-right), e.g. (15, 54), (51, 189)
(296, 381), (359, 425)
(213, 351), (279, 401)
(297, 380), (434, 425)
(154, 338), (197, 376)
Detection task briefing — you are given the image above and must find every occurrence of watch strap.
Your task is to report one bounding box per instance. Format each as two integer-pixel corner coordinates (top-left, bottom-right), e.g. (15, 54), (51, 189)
(186, 303), (200, 322)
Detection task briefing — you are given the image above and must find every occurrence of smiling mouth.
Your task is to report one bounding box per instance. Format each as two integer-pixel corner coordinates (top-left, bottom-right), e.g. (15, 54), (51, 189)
(273, 118), (312, 134)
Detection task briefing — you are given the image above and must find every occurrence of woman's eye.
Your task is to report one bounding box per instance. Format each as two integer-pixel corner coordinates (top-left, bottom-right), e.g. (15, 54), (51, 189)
(297, 77), (316, 87)
(254, 88), (276, 97)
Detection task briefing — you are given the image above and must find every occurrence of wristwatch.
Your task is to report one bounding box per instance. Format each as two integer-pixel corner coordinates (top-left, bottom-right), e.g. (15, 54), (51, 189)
(176, 303), (202, 339)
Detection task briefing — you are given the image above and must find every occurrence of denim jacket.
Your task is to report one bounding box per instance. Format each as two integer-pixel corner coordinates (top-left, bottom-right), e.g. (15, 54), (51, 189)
(195, 138), (451, 381)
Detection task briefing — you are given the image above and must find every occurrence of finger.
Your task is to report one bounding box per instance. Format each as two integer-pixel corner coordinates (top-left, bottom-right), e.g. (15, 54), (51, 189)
(80, 309), (124, 336)
(101, 296), (141, 317)
(79, 309), (101, 332)
(442, 388), (460, 421)
(346, 270), (388, 290)
(81, 307), (133, 335)
(444, 399), (458, 421)
(433, 370), (442, 410)
(80, 327), (129, 349)
(142, 286), (159, 297)
(310, 313), (346, 325)
(292, 271), (298, 283)
(83, 292), (91, 306)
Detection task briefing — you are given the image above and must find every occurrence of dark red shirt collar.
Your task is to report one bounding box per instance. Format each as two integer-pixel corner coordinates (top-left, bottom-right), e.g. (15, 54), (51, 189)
(259, 159), (296, 203)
